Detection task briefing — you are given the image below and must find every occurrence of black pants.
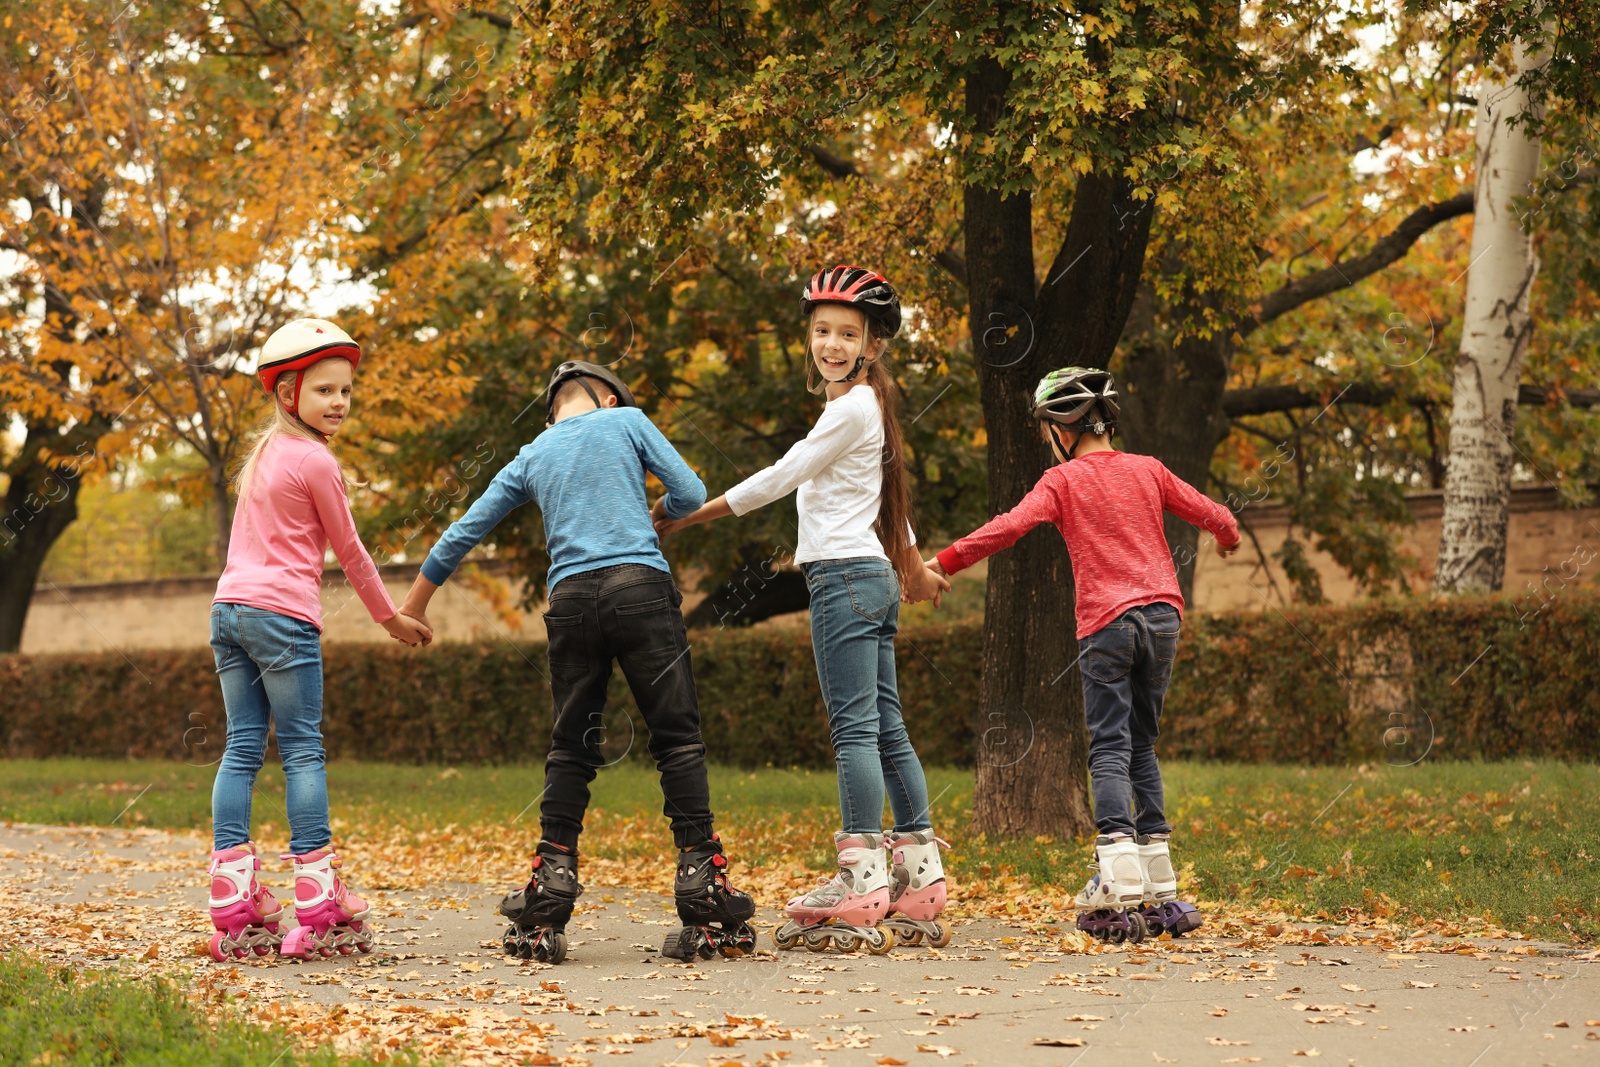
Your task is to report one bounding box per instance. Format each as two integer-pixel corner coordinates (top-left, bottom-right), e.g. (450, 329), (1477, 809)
(540, 564), (714, 850)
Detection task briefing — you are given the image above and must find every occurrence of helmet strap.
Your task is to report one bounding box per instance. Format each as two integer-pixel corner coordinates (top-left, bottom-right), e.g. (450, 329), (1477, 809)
(292, 411), (330, 442)
(575, 377), (604, 411)
(809, 333), (873, 393)
(1048, 424), (1078, 462)
(837, 334), (874, 385)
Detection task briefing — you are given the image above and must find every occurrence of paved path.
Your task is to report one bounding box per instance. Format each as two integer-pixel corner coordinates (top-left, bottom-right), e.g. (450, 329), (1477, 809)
(2, 824), (1596, 1066)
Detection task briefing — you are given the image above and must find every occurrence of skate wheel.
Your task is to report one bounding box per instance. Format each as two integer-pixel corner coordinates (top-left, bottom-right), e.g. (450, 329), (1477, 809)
(337, 944), (354, 956)
(546, 932), (568, 965)
(899, 927), (924, 947)
(865, 928), (895, 955)
(773, 924), (803, 951)
(804, 930), (830, 953)
(837, 933), (862, 953)
(208, 931), (230, 963)
(1127, 911), (1148, 944)
(927, 921), (953, 949)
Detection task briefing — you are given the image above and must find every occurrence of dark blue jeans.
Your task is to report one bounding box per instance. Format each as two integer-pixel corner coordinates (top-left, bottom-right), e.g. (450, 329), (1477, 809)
(1078, 602), (1180, 837)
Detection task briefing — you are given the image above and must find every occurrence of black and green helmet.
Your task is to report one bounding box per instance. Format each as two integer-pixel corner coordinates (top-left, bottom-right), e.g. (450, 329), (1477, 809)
(1032, 366), (1119, 434)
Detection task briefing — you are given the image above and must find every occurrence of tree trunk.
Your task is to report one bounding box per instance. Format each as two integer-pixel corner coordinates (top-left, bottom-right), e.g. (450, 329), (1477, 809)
(964, 51), (1154, 839)
(0, 440), (91, 652)
(1118, 285), (1236, 603)
(965, 185), (1091, 837)
(211, 460), (232, 566)
(1435, 40), (1546, 594)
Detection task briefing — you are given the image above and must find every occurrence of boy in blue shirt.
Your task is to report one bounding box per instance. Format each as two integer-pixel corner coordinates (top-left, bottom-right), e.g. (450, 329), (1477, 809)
(399, 361), (756, 964)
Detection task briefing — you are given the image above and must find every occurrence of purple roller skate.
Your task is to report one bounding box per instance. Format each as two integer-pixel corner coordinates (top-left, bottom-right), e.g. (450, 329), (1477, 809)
(279, 847), (374, 959)
(1136, 834), (1204, 937)
(207, 842), (284, 961)
(1140, 900), (1204, 936)
(1072, 835), (1148, 944)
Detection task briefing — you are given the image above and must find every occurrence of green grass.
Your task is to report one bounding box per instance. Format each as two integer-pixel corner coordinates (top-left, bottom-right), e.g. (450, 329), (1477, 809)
(0, 952), (420, 1066)
(2, 758), (1596, 942)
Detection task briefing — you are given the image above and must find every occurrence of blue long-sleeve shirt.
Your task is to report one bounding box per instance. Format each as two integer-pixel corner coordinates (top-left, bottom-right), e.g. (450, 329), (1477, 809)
(421, 407), (706, 592)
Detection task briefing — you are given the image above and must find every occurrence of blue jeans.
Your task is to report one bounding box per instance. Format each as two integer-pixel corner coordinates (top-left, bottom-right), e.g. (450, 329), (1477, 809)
(803, 558), (932, 835)
(1079, 602), (1181, 837)
(209, 602), (330, 854)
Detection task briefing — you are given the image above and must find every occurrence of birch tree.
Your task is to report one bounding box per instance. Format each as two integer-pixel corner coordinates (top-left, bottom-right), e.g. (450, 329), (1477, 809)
(1434, 36), (1548, 593)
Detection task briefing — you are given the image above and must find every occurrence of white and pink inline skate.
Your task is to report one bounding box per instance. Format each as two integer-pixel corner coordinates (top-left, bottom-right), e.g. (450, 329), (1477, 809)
(278, 847), (375, 959)
(882, 830), (952, 948)
(207, 842), (285, 961)
(773, 831), (895, 954)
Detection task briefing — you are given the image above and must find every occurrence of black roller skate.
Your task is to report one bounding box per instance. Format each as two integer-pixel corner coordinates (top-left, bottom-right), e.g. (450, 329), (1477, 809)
(661, 835), (758, 961)
(499, 843), (582, 964)
(1135, 833), (1204, 937)
(1072, 835), (1148, 945)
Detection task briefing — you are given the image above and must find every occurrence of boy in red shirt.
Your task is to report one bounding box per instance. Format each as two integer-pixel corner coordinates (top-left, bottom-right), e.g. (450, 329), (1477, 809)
(927, 367), (1240, 941)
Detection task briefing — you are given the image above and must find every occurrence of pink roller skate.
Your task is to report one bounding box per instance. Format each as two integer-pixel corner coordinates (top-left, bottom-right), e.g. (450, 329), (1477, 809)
(772, 832), (894, 954)
(207, 842), (285, 961)
(883, 830), (952, 948)
(278, 847), (375, 959)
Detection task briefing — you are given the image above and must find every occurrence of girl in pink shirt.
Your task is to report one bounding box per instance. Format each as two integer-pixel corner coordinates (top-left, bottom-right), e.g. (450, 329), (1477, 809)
(205, 319), (429, 963)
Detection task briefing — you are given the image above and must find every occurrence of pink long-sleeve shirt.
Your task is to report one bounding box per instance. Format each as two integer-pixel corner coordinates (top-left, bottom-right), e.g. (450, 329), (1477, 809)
(213, 434), (396, 630)
(935, 451), (1240, 639)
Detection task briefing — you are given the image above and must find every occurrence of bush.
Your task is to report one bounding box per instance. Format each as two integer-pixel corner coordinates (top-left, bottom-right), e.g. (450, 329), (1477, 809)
(3, 594), (1597, 766)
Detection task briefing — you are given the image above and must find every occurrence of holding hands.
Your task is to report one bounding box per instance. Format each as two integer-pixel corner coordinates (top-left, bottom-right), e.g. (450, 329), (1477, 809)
(387, 574), (442, 648)
(384, 611), (432, 647)
(902, 554), (951, 607)
(653, 495), (733, 540)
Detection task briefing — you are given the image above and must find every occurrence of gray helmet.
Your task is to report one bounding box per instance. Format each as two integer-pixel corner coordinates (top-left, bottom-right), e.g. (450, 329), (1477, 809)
(546, 360), (637, 422)
(1032, 366), (1118, 434)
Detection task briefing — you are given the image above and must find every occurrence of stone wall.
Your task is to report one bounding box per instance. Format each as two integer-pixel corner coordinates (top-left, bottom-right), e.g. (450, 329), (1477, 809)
(18, 487), (1600, 654)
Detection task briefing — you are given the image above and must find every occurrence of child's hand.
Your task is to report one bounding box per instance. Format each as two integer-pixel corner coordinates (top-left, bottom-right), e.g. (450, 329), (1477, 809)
(904, 561), (951, 607)
(403, 609), (433, 642)
(384, 612), (432, 647)
(1217, 538), (1241, 559)
(655, 496), (731, 540)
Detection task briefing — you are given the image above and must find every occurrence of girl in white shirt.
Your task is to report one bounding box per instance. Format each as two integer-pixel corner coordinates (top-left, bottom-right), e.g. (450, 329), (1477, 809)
(656, 266), (953, 952)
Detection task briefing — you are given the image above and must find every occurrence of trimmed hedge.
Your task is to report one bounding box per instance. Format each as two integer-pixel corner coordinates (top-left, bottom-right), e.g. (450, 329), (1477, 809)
(3, 594), (1598, 766)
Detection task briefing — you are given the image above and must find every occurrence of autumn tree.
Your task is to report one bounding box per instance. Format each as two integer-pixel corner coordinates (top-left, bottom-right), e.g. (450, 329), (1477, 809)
(0, 0), (520, 649)
(507, 0), (1394, 836)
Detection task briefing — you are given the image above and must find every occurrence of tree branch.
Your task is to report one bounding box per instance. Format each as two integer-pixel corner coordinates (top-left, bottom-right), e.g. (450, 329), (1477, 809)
(1241, 191), (1474, 338)
(803, 143), (968, 288)
(1221, 381), (1600, 418)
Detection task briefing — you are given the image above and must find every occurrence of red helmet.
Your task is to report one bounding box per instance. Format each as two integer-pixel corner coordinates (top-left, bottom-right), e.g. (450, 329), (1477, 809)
(801, 266), (902, 339)
(257, 319), (362, 414)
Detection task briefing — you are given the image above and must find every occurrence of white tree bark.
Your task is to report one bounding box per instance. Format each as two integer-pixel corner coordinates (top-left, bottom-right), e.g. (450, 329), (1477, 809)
(1434, 39), (1547, 595)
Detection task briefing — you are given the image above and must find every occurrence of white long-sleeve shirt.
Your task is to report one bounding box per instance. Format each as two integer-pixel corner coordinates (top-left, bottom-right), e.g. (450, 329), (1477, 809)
(725, 384), (911, 564)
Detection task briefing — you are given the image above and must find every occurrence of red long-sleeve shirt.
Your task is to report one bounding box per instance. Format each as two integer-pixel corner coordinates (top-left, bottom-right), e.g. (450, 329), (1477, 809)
(935, 451), (1240, 639)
